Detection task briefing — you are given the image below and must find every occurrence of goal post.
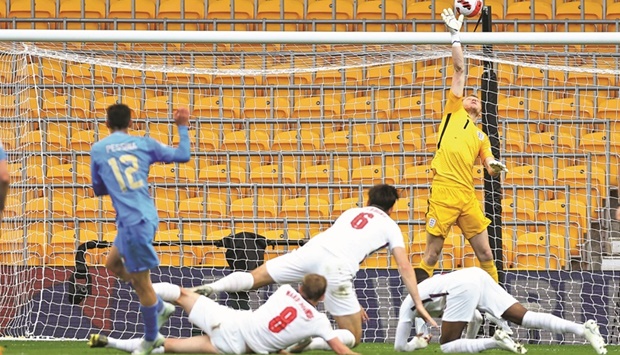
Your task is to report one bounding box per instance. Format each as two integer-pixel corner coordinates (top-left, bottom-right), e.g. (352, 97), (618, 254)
(0, 30), (619, 344)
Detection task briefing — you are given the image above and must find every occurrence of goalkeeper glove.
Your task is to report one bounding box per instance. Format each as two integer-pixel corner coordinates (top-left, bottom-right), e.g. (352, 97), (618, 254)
(488, 159), (509, 174)
(441, 8), (464, 44)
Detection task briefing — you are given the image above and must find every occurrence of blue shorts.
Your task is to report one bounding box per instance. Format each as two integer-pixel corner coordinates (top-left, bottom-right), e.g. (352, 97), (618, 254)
(114, 219), (159, 274)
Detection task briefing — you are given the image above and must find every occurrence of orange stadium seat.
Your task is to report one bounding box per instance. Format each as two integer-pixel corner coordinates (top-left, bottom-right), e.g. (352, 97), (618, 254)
(392, 92), (444, 140)
(355, 0), (403, 31)
(556, 164), (606, 218)
(154, 228), (201, 266)
(149, 163), (196, 201)
(597, 97), (620, 131)
(75, 196), (116, 237)
(416, 64), (454, 87)
(313, 68), (363, 103)
(178, 127), (220, 154)
(177, 195), (228, 236)
(262, 229), (305, 260)
(342, 95), (390, 135)
(555, 0), (603, 32)
(502, 198), (537, 238)
(256, 0), (304, 31)
(141, 95), (189, 119)
(526, 132), (576, 170)
(501, 131), (525, 169)
(49, 229), (100, 266)
(58, 0), (106, 30)
(243, 96), (291, 136)
(279, 196), (330, 238)
(230, 196), (278, 233)
(505, 1), (553, 32)
(206, 0), (254, 31)
(405, 0), (450, 32)
(221, 130), (271, 169)
(537, 199), (587, 258)
(331, 196), (364, 220)
(157, 0), (206, 31)
(263, 64), (312, 98)
(392, 197), (427, 235)
(579, 131), (620, 186)
(107, 0), (156, 30)
(323, 130), (371, 170)
(373, 130), (422, 169)
(515, 67), (564, 88)
(351, 164), (400, 187)
(9, 0), (56, 29)
(292, 96), (342, 138)
(546, 97), (596, 137)
(198, 163), (247, 203)
(306, 0), (353, 32)
(47, 163), (92, 203)
(192, 96), (240, 134)
(25, 196), (73, 235)
(271, 130), (321, 171)
(503, 164), (554, 203)
(298, 164), (350, 201)
(249, 164), (297, 202)
(515, 232), (566, 270)
(92, 96), (140, 120)
(498, 95), (543, 138)
(0, 229), (45, 266)
(400, 164), (434, 200)
(606, 1), (620, 31)
(212, 62), (264, 98)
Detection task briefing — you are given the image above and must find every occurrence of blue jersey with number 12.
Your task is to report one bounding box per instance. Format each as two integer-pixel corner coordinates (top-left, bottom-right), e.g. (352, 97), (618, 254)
(90, 127), (190, 227)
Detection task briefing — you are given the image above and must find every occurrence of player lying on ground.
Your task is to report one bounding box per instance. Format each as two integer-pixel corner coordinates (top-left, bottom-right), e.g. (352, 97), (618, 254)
(88, 274), (359, 355)
(190, 184), (436, 349)
(395, 267), (607, 354)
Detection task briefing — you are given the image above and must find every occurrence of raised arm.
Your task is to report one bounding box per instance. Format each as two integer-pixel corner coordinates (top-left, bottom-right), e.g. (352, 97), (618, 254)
(90, 158), (109, 196)
(442, 8), (465, 98)
(392, 247), (438, 327)
(150, 108), (191, 164)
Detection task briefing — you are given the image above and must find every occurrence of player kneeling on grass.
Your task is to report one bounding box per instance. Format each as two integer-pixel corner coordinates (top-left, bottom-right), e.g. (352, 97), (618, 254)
(395, 267), (608, 354)
(88, 273), (359, 355)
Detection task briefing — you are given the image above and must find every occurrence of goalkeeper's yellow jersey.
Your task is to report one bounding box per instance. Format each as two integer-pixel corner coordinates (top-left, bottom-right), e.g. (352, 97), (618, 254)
(430, 92), (494, 192)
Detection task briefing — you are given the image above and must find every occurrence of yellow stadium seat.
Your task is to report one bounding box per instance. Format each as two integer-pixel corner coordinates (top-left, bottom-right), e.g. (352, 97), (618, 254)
(9, 0), (56, 29)
(3, 197), (23, 220)
(331, 196), (364, 220)
(154, 228), (201, 267)
(597, 97), (620, 131)
(178, 196), (228, 236)
(292, 96), (342, 138)
(249, 164), (297, 202)
(157, 0), (206, 31)
(271, 130), (321, 171)
(206, 0), (254, 31)
(373, 130), (422, 169)
(8, 163), (44, 185)
(48, 229), (100, 266)
(342, 96), (390, 135)
(365, 63), (414, 98)
(279, 197), (330, 238)
(58, 0), (106, 30)
(242, 96), (291, 136)
(555, 1), (603, 32)
(392, 91), (445, 140)
(75, 196), (116, 236)
(141, 95), (189, 119)
(149, 163), (196, 201)
(405, 0), (450, 32)
(355, 0), (403, 31)
(323, 130), (371, 170)
(515, 67), (564, 88)
(213, 62), (264, 98)
(392, 197), (427, 236)
(497, 94), (544, 135)
(537, 199), (587, 258)
(313, 68), (363, 103)
(198, 163), (247, 203)
(501, 131), (525, 169)
(70, 129), (96, 151)
(400, 164), (434, 200)
(0, 229), (45, 266)
(579, 131), (620, 186)
(545, 97), (595, 137)
(92, 95), (140, 120)
(503, 164), (554, 203)
(25, 197), (73, 220)
(606, 1), (620, 31)
(107, 0), (156, 30)
(197, 244), (228, 267)
(230, 196), (278, 233)
(263, 64), (312, 98)
(505, 1), (553, 32)
(192, 96), (240, 134)
(415, 64), (454, 87)
(256, 0), (304, 31)
(526, 132), (575, 170)
(298, 164), (350, 201)
(221, 130), (271, 169)
(351, 164), (400, 186)
(306, 0), (353, 32)
(502, 197), (537, 238)
(556, 164), (606, 218)
(514, 232), (566, 270)
(47, 163), (92, 203)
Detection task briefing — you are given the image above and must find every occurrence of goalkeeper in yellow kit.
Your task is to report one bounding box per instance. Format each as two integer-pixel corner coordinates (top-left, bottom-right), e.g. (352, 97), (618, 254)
(415, 8), (508, 283)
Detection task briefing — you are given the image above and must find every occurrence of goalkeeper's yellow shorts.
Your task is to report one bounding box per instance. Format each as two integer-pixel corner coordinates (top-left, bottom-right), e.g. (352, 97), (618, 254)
(425, 185), (490, 239)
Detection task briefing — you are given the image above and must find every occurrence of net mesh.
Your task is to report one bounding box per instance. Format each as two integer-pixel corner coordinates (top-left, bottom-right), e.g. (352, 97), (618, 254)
(0, 41), (619, 343)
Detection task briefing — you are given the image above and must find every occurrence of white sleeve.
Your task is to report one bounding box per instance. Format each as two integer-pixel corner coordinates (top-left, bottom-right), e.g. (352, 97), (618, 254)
(387, 221), (405, 251)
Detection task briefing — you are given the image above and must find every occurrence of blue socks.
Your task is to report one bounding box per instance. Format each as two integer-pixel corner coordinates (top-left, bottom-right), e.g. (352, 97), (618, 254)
(140, 297), (163, 342)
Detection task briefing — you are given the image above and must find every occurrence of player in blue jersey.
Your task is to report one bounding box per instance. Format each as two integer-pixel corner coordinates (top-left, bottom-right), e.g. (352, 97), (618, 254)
(0, 141), (9, 223)
(90, 103), (191, 355)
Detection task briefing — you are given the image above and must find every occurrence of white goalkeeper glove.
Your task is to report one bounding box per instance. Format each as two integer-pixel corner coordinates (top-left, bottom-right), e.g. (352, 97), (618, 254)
(488, 159), (509, 174)
(441, 8), (464, 44)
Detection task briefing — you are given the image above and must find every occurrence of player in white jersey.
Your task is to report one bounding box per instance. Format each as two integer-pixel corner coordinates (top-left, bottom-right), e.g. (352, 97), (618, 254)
(191, 184), (436, 350)
(88, 274), (359, 355)
(395, 267), (608, 354)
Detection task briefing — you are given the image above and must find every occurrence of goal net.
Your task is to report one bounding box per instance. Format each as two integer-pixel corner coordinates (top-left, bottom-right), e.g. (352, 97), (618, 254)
(0, 39), (618, 344)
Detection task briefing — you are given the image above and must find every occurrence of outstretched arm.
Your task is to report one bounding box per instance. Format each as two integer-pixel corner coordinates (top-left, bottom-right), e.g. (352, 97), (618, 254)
(327, 337), (360, 355)
(442, 8), (466, 98)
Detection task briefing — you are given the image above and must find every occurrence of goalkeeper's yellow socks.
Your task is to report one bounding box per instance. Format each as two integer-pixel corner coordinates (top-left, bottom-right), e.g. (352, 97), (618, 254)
(480, 260), (499, 283)
(414, 260), (436, 283)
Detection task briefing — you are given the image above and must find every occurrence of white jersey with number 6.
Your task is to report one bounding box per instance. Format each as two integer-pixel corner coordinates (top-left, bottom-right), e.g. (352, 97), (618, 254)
(304, 206), (405, 272)
(240, 284), (337, 354)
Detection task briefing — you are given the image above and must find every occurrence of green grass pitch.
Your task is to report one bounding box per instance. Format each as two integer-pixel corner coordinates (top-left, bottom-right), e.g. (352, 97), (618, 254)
(0, 341), (613, 355)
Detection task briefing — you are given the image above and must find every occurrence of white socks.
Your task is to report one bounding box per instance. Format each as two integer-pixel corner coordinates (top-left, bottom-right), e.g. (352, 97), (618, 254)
(107, 337), (165, 353)
(522, 311), (584, 336)
(209, 272), (255, 293)
(305, 329), (356, 351)
(394, 321), (413, 351)
(440, 338), (497, 353)
(152, 282), (181, 302)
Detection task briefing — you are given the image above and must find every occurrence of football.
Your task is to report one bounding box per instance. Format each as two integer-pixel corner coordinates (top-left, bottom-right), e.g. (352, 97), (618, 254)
(455, 0), (483, 17)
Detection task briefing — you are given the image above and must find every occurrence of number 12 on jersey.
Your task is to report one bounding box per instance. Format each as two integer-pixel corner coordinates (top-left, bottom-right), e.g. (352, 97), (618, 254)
(107, 154), (145, 192)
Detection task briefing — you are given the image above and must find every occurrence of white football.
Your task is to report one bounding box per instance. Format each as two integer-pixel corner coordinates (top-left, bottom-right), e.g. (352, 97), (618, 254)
(455, 0), (483, 17)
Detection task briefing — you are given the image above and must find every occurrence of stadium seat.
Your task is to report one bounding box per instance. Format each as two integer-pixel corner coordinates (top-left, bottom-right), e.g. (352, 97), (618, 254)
(365, 63), (414, 96)
(262, 229), (305, 260)
(331, 196), (364, 220)
(392, 92), (444, 140)
(107, 0), (156, 30)
(154, 228), (201, 267)
(537, 199), (587, 258)
(323, 130), (371, 170)
(153, 197), (178, 230)
(242, 96), (291, 137)
(597, 97), (620, 131)
(515, 232), (566, 270)
(546, 97), (595, 137)
(400, 164), (434, 200)
(298, 164), (350, 201)
(141, 96), (189, 120)
(468, 63), (515, 86)
(70, 129), (96, 152)
(526, 132), (576, 170)
(230, 196), (278, 233)
(372, 130), (422, 169)
(306, 0), (353, 32)
(292, 96), (342, 138)
(177, 195), (228, 235)
(497, 94), (543, 136)
(206, 0), (254, 31)
(212, 63), (264, 98)
(501, 131), (526, 169)
(415, 64), (454, 87)
(556, 164), (606, 218)
(115, 68), (161, 99)
(46, 163), (92, 203)
(502, 198), (537, 238)
(40, 94), (91, 135)
(405, 0), (450, 32)
(503, 164), (554, 203)
(8, 0), (56, 29)
(355, 0), (403, 32)
(75, 196), (117, 237)
(249, 164), (297, 202)
(579, 131), (620, 186)
(49, 229), (99, 266)
(58, 0), (106, 30)
(92, 96), (140, 120)
(192, 96), (240, 134)
(515, 67), (564, 88)
(392, 197), (427, 235)
(555, 1), (603, 32)
(271, 130), (321, 171)
(256, 0), (304, 31)
(351, 164), (400, 187)
(221, 130), (271, 169)
(313, 68), (363, 103)
(198, 163), (246, 203)
(504, 1), (553, 32)
(279, 196), (330, 238)
(0, 229), (45, 266)
(149, 163), (197, 201)
(342, 96), (390, 135)
(606, 1), (620, 31)
(25, 196), (73, 221)
(197, 244), (229, 267)
(263, 65), (312, 98)
(157, 0), (206, 31)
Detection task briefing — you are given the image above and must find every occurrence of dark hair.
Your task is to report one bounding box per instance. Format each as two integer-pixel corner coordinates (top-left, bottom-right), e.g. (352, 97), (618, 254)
(300, 274), (327, 302)
(106, 103), (132, 130)
(367, 184), (399, 212)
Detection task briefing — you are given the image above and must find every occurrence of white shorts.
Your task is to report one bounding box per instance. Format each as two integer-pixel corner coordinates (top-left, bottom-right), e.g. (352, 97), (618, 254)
(265, 247), (362, 316)
(188, 296), (251, 354)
